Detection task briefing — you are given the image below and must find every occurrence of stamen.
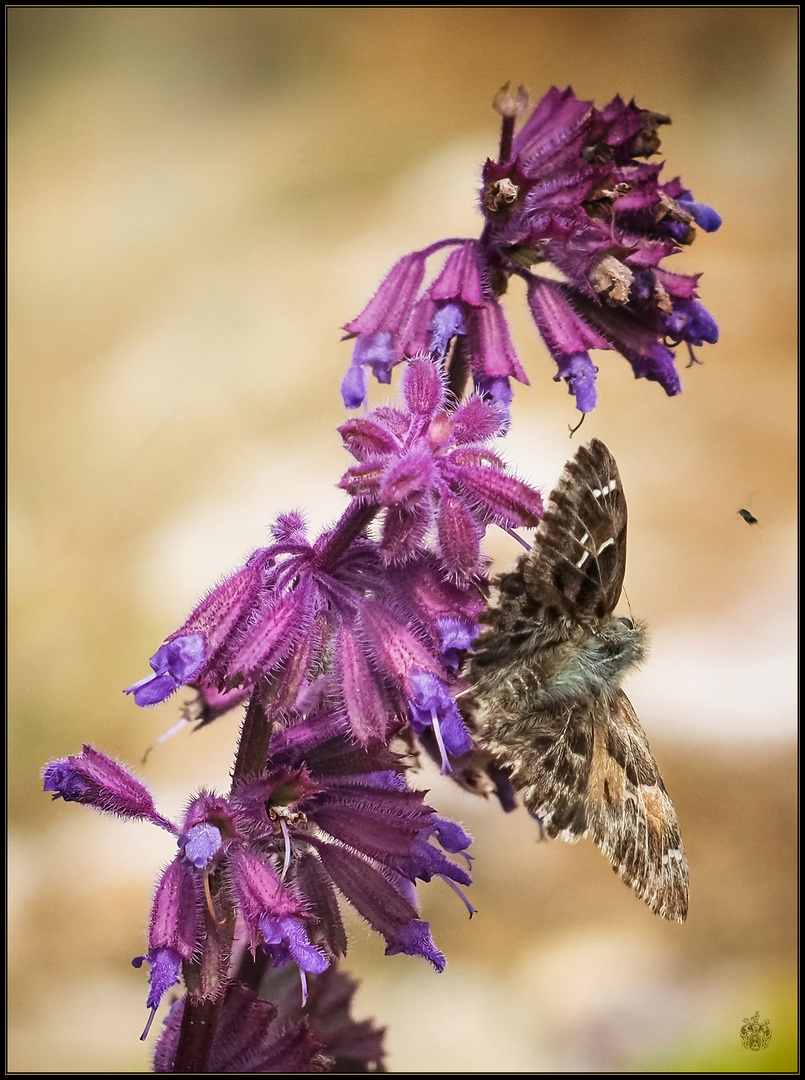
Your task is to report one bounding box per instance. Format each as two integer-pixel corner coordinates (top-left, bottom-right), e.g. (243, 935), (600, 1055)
(430, 708), (452, 775)
(492, 83), (530, 162)
(299, 967), (309, 1007)
(279, 818), (292, 881)
(499, 522), (532, 551)
(685, 343), (703, 368)
(141, 717), (190, 763)
(568, 413), (586, 437)
(139, 1004), (158, 1042)
(203, 868), (218, 922)
(441, 875), (477, 919)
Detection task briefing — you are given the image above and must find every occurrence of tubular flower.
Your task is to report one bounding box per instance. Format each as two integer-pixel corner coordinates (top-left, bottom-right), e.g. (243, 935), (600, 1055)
(43, 720), (475, 1037)
(341, 250), (429, 405)
(39, 80), (725, 1072)
(253, 710), (474, 967)
(342, 84), (720, 414)
(152, 982), (330, 1074)
(124, 357), (539, 765)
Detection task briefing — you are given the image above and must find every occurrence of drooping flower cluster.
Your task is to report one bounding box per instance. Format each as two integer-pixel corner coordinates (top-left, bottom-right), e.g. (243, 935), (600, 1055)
(43, 726), (472, 1047)
(342, 84), (720, 415)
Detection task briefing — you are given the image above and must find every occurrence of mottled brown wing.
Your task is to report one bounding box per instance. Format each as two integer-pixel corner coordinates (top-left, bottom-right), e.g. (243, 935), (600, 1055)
(480, 698), (595, 842)
(520, 437), (628, 623)
(471, 439), (628, 671)
(484, 686), (688, 922)
(586, 690), (689, 922)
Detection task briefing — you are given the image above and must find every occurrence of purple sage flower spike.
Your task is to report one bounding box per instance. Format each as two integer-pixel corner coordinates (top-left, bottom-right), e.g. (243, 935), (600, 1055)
(42, 81), (720, 1069)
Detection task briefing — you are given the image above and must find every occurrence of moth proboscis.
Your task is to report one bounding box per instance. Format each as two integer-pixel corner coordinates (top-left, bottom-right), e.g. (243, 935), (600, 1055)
(465, 438), (689, 922)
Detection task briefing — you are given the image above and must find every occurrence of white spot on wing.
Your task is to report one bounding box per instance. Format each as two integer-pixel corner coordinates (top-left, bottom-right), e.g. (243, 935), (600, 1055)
(592, 479), (618, 499)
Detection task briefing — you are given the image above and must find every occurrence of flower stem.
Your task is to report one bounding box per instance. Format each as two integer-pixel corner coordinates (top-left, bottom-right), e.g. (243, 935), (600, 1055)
(172, 996), (223, 1073)
(314, 500), (378, 570)
(498, 113), (516, 164)
(446, 333), (470, 404)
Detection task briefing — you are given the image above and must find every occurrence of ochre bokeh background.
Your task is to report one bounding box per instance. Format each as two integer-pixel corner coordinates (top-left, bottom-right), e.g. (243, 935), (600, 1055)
(9, 8), (797, 1072)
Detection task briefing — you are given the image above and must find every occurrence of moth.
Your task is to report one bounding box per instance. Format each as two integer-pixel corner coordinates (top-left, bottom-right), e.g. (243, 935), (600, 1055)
(466, 439), (689, 922)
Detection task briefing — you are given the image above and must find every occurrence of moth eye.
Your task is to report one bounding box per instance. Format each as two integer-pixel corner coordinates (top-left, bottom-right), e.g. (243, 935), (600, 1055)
(618, 617), (635, 630)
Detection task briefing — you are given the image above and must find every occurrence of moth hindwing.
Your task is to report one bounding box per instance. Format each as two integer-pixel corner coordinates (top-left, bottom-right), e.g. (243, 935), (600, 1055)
(467, 439), (689, 923)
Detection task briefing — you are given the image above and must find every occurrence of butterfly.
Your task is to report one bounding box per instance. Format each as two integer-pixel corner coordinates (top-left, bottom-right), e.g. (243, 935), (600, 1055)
(466, 438), (689, 922)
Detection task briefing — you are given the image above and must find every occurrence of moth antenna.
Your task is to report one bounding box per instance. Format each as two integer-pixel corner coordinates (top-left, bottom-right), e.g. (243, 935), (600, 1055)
(623, 586), (635, 623)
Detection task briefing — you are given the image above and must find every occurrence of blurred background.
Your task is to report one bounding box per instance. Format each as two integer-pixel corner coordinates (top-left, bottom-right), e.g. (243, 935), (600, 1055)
(8, 7), (797, 1072)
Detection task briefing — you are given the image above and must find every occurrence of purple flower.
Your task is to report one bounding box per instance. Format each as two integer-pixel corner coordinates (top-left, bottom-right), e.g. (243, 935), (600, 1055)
(664, 298), (720, 347)
(342, 85), (720, 413)
(125, 357), (538, 757)
(436, 615), (478, 672)
(43, 82), (723, 1070)
(259, 915), (330, 1005)
(383, 918), (446, 970)
(126, 504), (486, 750)
(407, 670), (473, 773)
(124, 635), (206, 707)
(152, 968), (384, 1073)
(341, 250), (429, 405)
(554, 353), (598, 413)
(45, 721), (475, 1036)
(43, 748), (331, 1030)
(255, 710), (474, 966)
(674, 188), (723, 234)
(526, 275), (610, 413)
(123, 559), (266, 707)
(265, 965), (386, 1074)
(339, 355), (543, 578)
(42, 745), (174, 830)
